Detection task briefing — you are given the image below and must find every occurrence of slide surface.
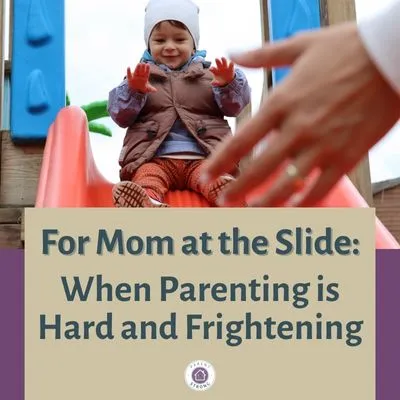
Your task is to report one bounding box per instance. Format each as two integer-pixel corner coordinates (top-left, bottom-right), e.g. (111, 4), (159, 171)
(35, 106), (400, 249)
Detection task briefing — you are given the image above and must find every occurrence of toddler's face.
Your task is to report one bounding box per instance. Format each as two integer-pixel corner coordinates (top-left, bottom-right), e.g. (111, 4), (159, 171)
(149, 21), (194, 70)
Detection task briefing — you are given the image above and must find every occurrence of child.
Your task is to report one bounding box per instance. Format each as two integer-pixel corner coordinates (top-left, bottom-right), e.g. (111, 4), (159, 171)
(108, 0), (251, 207)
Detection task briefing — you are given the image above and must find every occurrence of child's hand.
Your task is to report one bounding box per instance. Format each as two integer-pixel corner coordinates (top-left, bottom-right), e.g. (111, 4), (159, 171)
(127, 63), (157, 94)
(210, 57), (235, 87)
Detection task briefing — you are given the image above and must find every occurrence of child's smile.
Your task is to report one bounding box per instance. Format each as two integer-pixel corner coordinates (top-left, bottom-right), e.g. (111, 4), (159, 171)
(149, 21), (195, 70)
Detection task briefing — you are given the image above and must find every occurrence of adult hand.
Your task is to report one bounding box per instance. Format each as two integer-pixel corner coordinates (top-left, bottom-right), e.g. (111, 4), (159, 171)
(127, 63), (157, 94)
(210, 57), (235, 87)
(201, 22), (400, 207)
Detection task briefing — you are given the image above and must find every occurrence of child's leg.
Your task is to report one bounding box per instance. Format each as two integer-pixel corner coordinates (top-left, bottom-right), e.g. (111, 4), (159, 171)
(113, 160), (175, 208)
(185, 161), (244, 206)
(131, 159), (176, 202)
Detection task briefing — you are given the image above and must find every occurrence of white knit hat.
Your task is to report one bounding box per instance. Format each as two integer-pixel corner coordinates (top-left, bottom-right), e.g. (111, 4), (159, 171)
(144, 0), (200, 49)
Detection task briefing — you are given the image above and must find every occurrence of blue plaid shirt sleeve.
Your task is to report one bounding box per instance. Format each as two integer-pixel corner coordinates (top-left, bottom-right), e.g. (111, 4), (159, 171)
(107, 79), (147, 128)
(212, 68), (251, 117)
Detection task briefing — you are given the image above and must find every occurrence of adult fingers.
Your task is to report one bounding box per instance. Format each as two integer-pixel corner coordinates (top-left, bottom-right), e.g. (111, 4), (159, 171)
(248, 147), (322, 207)
(202, 91), (285, 181)
(292, 135), (375, 206)
(292, 166), (343, 207)
(229, 34), (311, 69)
(215, 128), (299, 206)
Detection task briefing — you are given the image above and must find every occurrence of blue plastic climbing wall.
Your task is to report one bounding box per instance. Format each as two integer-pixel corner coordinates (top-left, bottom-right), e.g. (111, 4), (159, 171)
(11, 0), (65, 142)
(267, 0), (321, 85)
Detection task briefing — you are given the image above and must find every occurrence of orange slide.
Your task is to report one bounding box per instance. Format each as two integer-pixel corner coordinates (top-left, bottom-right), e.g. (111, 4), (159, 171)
(35, 106), (399, 249)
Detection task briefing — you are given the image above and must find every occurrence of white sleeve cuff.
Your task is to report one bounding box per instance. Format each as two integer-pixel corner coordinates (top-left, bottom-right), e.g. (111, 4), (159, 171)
(357, 1), (400, 94)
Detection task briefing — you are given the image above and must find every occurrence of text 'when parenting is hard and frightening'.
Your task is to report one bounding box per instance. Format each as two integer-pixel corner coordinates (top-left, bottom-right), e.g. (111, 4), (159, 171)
(38, 226), (365, 348)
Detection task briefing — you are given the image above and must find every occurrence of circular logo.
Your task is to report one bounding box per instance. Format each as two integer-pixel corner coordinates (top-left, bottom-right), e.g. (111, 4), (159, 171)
(184, 360), (215, 391)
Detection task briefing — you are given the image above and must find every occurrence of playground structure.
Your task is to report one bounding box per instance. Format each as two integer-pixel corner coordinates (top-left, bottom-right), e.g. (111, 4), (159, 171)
(0, 0), (399, 249)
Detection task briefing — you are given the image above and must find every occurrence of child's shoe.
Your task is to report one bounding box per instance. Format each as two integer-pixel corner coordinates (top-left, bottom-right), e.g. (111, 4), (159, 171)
(112, 181), (169, 208)
(207, 175), (247, 207)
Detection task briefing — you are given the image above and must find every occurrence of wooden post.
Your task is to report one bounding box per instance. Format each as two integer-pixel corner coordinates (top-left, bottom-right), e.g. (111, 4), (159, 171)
(234, 0), (273, 167)
(320, 0), (373, 206)
(259, 0), (273, 98)
(0, 208), (23, 248)
(0, 0), (5, 129)
(0, 132), (44, 206)
(235, 1), (272, 172)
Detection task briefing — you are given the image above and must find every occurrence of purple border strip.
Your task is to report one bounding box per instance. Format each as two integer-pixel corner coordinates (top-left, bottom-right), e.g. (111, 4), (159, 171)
(0, 249), (399, 399)
(376, 249), (400, 399)
(0, 249), (23, 400)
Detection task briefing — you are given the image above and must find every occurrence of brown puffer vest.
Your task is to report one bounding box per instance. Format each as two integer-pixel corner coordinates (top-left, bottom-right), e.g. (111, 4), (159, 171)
(118, 61), (235, 181)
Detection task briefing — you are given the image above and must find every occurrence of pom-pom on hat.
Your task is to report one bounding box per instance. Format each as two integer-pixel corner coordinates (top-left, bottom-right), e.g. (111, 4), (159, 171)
(144, 0), (200, 49)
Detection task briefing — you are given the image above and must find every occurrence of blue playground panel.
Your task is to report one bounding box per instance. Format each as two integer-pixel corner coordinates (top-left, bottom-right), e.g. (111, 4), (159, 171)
(267, 0), (321, 85)
(11, 0), (65, 141)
